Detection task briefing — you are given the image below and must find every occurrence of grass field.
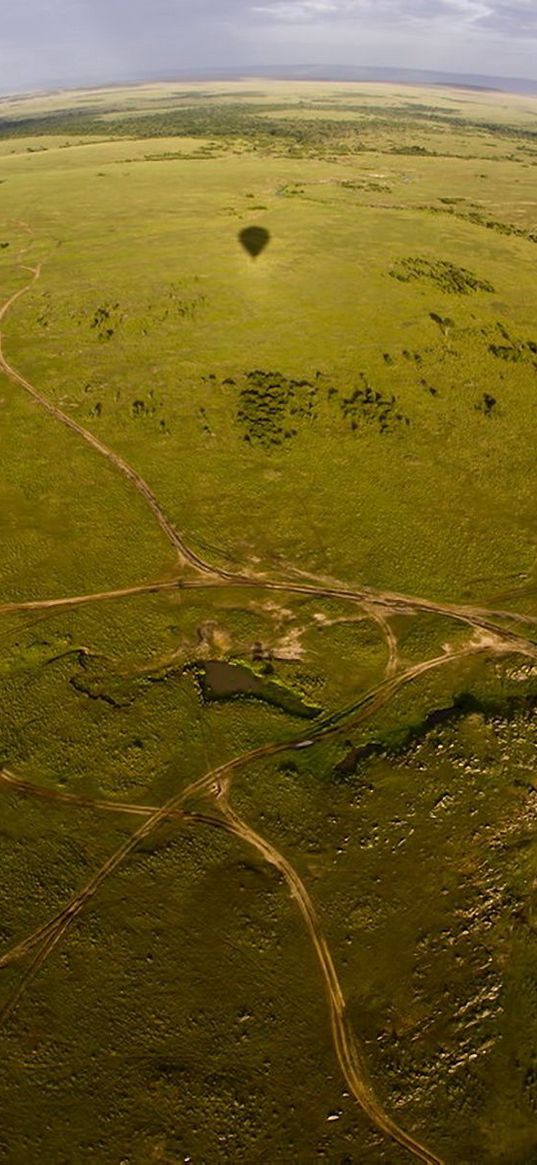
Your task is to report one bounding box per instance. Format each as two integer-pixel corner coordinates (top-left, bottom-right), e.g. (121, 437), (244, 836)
(0, 80), (536, 1164)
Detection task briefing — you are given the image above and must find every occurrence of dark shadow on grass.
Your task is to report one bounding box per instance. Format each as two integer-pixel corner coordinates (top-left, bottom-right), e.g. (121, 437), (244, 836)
(239, 225), (270, 258)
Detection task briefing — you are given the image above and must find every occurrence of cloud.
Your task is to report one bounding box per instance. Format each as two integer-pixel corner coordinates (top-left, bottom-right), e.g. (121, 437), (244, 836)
(250, 0), (537, 34)
(476, 1), (537, 33)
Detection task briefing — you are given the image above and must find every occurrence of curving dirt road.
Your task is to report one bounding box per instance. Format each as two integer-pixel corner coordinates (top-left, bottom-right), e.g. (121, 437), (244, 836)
(0, 265), (208, 571)
(218, 797), (443, 1165)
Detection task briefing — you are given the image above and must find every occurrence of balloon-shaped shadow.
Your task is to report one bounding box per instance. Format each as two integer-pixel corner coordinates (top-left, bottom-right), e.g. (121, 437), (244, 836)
(239, 225), (270, 259)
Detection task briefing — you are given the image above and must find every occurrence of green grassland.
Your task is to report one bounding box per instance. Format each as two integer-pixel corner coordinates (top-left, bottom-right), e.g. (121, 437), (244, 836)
(0, 81), (536, 1163)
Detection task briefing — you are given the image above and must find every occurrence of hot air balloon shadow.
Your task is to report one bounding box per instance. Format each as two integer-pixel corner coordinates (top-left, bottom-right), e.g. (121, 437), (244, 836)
(239, 226), (270, 259)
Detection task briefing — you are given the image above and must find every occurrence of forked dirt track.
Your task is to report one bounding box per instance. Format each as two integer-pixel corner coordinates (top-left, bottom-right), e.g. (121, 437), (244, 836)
(1, 225), (537, 1164)
(0, 760), (442, 1164)
(2, 640), (536, 1162)
(2, 573), (537, 649)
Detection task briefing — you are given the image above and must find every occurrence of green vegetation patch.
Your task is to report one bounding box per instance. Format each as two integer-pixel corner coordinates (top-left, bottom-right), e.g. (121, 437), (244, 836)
(339, 372), (410, 434)
(390, 256), (496, 294)
(234, 369), (319, 447)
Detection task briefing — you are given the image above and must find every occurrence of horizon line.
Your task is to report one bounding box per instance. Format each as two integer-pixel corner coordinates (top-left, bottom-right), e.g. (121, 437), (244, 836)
(2, 62), (537, 102)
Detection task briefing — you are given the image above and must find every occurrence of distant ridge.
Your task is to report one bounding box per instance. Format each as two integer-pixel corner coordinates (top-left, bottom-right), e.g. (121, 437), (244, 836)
(3, 64), (537, 100)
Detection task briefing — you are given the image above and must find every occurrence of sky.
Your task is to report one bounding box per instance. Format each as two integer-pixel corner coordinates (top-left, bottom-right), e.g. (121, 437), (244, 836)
(1, 0), (537, 93)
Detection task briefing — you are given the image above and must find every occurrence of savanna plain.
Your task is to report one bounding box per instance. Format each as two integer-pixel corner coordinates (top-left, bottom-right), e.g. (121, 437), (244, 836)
(0, 79), (536, 1164)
